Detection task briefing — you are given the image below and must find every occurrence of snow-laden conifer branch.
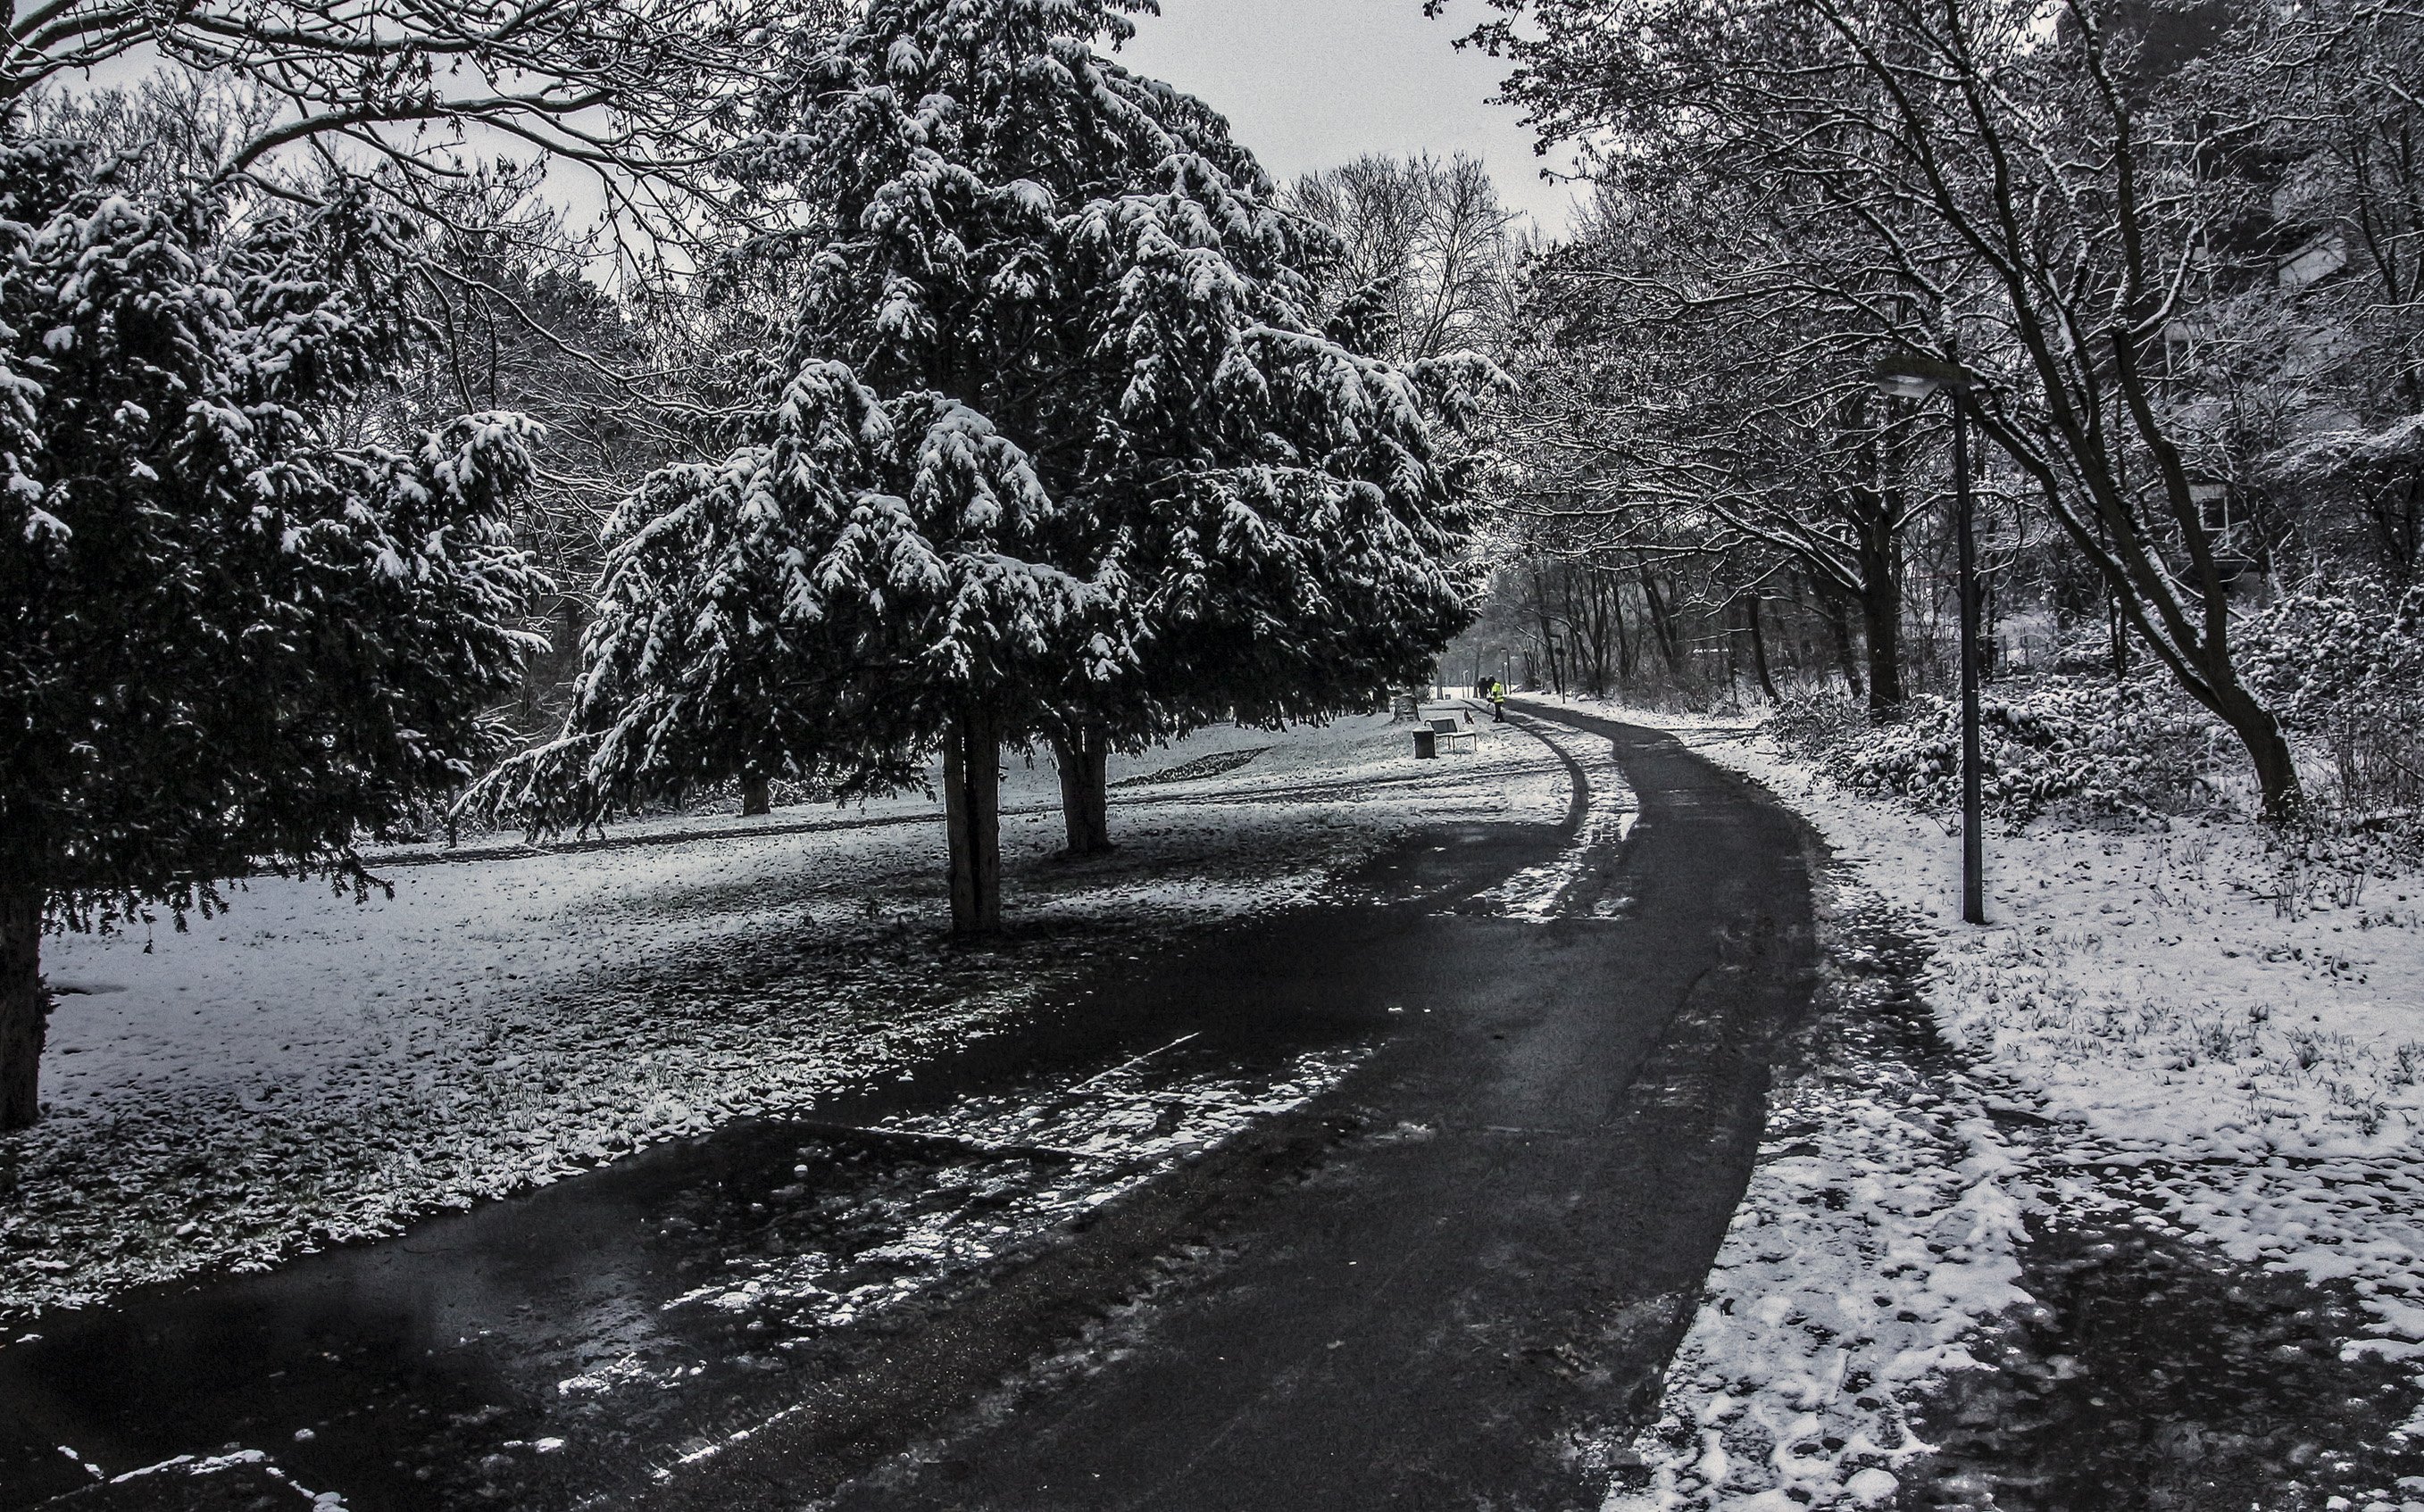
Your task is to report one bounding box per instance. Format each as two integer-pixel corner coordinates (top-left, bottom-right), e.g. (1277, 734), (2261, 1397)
(2, 138), (548, 952)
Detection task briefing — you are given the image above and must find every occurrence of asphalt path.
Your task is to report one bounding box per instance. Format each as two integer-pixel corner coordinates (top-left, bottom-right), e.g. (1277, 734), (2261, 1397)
(794, 702), (1821, 1511)
(1, 702), (1818, 1512)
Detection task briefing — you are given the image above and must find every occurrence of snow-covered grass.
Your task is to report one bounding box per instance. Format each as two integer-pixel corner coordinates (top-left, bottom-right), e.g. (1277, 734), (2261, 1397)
(5, 710), (1565, 1325)
(1593, 888), (2031, 1512)
(1529, 693), (2424, 1510)
(1472, 711), (1637, 918)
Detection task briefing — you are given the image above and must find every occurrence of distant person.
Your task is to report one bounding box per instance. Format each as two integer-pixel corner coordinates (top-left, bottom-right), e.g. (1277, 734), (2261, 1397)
(1488, 680), (1505, 722)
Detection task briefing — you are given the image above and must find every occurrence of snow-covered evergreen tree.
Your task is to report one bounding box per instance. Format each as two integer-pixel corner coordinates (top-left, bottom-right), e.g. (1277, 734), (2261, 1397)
(0, 141), (547, 1129)
(491, 360), (1116, 935)
(494, 0), (1482, 922)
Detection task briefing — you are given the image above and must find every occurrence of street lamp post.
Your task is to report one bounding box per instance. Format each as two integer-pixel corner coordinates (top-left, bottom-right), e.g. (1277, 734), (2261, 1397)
(1875, 348), (1987, 926)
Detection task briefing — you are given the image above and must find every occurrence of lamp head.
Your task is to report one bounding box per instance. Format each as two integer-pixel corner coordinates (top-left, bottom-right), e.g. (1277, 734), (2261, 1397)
(1873, 352), (1974, 401)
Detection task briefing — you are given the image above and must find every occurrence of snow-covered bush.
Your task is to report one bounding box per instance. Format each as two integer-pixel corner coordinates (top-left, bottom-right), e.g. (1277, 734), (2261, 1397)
(2240, 582), (2424, 828)
(1768, 677), (2229, 826)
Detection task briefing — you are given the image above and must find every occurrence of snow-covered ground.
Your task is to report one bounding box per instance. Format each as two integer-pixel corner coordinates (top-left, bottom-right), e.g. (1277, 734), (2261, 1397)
(1532, 695), (2424, 1512)
(5, 710), (1566, 1325)
(1472, 711), (1637, 919)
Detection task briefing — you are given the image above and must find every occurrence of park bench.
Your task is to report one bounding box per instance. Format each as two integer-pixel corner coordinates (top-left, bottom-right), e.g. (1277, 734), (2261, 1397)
(1413, 716), (1478, 758)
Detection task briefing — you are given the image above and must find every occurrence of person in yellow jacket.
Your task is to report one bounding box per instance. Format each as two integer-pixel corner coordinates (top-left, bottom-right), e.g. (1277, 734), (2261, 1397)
(1487, 679), (1505, 722)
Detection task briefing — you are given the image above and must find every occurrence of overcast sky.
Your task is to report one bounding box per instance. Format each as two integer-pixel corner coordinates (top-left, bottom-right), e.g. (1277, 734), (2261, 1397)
(1115, 0), (1585, 235)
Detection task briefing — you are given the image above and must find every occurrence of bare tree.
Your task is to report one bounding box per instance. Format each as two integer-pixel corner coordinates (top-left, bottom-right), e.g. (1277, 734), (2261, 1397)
(1470, 0), (2320, 812)
(1501, 180), (1946, 712)
(1284, 152), (1520, 361)
(2, 0), (821, 237)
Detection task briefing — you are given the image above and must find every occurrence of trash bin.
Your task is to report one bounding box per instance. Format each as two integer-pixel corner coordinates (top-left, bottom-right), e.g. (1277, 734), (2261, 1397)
(1412, 728), (1437, 759)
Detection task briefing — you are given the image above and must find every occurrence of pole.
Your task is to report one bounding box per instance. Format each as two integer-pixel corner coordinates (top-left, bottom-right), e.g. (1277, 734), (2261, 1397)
(1952, 387), (1986, 925)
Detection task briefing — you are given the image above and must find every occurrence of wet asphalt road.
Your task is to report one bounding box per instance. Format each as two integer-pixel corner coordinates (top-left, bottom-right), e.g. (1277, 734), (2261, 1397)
(0, 704), (1818, 1511)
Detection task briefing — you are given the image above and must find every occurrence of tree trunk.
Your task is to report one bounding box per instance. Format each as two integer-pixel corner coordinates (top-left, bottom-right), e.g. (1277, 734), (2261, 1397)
(1722, 597), (1743, 696)
(944, 710), (1004, 935)
(1051, 729), (1112, 855)
(1532, 573), (1562, 697)
(1820, 591), (1863, 699)
(2210, 680), (2304, 820)
(1611, 574), (1634, 685)
(741, 774), (771, 817)
(1638, 569), (1683, 672)
(1859, 577), (1905, 716)
(1745, 594), (1780, 702)
(1, 880), (46, 1132)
